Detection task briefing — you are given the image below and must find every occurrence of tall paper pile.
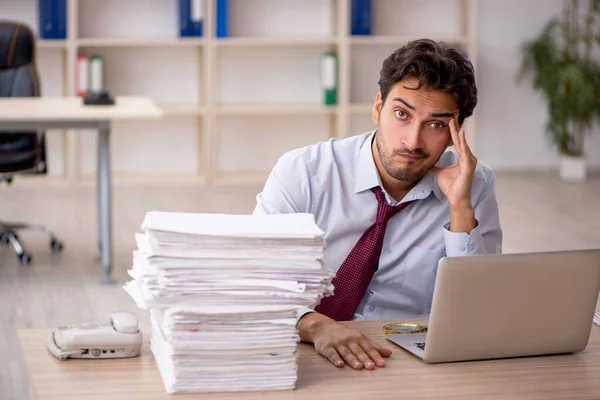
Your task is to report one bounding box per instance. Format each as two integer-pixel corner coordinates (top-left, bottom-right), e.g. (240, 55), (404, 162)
(124, 211), (333, 394)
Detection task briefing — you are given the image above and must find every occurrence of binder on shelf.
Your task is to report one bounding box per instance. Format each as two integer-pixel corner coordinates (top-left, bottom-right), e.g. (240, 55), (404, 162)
(216, 0), (228, 38)
(189, 0), (204, 36)
(351, 0), (372, 36)
(89, 55), (104, 95)
(54, 0), (67, 39)
(178, 0), (189, 36)
(38, 0), (67, 39)
(321, 51), (337, 107)
(178, 0), (203, 37)
(76, 55), (90, 97)
(38, 0), (53, 39)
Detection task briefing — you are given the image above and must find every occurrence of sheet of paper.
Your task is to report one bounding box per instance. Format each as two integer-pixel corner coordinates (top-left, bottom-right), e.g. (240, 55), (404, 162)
(141, 211), (325, 238)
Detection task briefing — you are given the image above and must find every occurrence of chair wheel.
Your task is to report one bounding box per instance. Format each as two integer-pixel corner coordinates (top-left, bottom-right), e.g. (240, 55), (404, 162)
(50, 238), (63, 253)
(19, 253), (32, 265)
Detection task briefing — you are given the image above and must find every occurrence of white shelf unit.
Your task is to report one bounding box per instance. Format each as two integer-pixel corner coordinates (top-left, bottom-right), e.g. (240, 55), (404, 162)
(4, 0), (477, 186)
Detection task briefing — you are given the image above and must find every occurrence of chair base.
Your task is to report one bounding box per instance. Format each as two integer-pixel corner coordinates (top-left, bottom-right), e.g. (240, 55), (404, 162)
(0, 221), (63, 265)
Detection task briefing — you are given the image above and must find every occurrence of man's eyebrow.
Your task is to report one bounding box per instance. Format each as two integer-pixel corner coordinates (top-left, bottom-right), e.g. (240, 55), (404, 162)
(392, 97), (457, 119)
(431, 112), (456, 118)
(392, 97), (415, 110)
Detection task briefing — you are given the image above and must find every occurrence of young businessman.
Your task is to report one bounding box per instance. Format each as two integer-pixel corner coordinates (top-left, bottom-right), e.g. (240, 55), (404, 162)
(253, 39), (502, 370)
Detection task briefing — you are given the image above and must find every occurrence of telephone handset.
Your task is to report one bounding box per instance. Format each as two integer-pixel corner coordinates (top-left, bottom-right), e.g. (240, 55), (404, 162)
(47, 311), (142, 360)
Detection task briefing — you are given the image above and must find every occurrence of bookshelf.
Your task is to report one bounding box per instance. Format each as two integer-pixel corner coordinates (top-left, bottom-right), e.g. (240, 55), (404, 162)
(5, 0), (477, 186)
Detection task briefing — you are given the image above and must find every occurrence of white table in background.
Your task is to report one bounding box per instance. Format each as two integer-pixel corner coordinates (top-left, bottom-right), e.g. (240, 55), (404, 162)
(0, 96), (163, 283)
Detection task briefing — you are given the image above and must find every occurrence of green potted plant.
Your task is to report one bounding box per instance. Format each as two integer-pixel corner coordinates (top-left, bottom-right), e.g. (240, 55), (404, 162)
(518, 0), (600, 181)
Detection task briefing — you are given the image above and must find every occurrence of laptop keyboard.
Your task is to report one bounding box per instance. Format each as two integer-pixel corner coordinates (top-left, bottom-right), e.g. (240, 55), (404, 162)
(414, 342), (426, 351)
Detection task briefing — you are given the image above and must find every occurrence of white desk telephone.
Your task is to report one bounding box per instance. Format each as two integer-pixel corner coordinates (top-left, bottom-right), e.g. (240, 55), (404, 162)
(47, 311), (142, 360)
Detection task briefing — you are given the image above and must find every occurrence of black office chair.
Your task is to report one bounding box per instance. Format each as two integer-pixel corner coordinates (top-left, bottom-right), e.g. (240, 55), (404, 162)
(0, 21), (63, 265)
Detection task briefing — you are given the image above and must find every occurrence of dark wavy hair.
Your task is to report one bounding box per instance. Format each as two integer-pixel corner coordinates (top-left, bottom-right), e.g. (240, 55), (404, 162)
(378, 39), (477, 124)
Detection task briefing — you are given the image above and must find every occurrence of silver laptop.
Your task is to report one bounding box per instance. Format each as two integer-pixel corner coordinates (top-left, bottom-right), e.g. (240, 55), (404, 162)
(386, 249), (600, 364)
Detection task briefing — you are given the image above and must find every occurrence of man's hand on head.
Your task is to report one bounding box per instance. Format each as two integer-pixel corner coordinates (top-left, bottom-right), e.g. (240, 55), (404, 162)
(296, 312), (392, 370)
(429, 116), (478, 233)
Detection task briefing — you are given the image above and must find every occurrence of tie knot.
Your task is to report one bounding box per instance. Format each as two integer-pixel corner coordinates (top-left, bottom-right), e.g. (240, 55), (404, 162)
(371, 186), (413, 223)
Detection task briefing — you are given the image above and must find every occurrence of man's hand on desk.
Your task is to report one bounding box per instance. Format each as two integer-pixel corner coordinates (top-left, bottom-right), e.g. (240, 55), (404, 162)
(297, 312), (392, 370)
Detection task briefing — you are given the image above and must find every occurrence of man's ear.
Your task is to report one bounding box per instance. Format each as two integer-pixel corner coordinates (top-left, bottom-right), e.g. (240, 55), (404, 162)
(372, 92), (383, 125)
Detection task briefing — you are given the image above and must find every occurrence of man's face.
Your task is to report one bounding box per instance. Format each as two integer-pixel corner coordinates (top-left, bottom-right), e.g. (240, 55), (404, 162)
(372, 77), (459, 183)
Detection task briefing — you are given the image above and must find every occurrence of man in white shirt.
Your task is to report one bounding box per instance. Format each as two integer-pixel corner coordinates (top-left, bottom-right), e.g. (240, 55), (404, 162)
(253, 39), (502, 370)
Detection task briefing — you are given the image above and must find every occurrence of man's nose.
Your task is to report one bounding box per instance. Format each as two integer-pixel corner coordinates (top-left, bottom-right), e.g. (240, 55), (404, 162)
(401, 123), (423, 151)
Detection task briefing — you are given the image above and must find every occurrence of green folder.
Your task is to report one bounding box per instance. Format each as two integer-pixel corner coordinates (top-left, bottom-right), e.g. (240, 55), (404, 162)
(89, 55), (104, 95)
(321, 51), (337, 106)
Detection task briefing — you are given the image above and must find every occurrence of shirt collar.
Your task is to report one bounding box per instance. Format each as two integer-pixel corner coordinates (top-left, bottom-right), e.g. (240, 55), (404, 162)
(354, 130), (445, 202)
(354, 131), (382, 194)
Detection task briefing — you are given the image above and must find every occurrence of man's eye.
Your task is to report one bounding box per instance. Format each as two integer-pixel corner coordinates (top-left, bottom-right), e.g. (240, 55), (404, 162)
(429, 122), (446, 129)
(395, 110), (408, 119)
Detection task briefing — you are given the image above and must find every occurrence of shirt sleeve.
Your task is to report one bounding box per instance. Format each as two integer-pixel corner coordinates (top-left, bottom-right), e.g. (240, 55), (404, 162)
(252, 151), (317, 323)
(443, 169), (503, 257)
(253, 151), (312, 215)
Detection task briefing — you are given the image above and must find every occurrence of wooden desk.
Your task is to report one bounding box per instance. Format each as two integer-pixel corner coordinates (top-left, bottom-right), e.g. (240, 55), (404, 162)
(0, 96), (162, 283)
(18, 320), (600, 399)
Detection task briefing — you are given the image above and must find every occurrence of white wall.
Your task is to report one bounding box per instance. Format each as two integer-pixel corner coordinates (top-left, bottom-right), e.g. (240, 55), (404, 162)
(475, 0), (600, 170)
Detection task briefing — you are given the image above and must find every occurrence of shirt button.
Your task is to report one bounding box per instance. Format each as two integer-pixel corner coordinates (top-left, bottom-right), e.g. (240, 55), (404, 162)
(468, 244), (475, 251)
(460, 246), (467, 252)
(384, 247), (391, 254)
(367, 305), (376, 312)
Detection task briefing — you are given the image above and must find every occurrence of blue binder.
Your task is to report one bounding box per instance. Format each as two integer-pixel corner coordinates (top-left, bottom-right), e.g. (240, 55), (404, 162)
(39, 0), (66, 39)
(189, 0), (203, 37)
(216, 0), (228, 38)
(179, 0), (191, 36)
(38, 0), (54, 39)
(54, 0), (67, 39)
(351, 0), (372, 36)
(179, 0), (203, 37)
(38, 0), (67, 39)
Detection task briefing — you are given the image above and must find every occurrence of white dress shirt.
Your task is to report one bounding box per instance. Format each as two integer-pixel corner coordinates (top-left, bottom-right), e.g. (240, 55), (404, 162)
(253, 130), (502, 321)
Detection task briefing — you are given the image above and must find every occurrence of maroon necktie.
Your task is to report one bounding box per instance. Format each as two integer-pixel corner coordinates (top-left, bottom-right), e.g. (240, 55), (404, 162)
(314, 186), (414, 321)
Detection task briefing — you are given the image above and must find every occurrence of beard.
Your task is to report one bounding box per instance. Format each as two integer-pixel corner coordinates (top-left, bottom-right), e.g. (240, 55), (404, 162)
(374, 128), (433, 183)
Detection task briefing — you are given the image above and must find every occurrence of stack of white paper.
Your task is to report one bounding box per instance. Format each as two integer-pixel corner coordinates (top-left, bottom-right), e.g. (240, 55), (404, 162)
(124, 211), (334, 394)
